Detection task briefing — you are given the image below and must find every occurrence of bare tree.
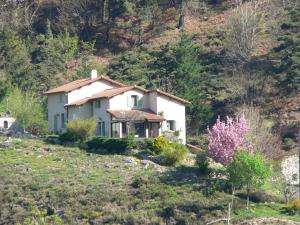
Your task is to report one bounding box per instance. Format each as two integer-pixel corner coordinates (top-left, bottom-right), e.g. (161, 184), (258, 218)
(0, 0), (39, 33)
(237, 105), (283, 160)
(225, 0), (265, 63)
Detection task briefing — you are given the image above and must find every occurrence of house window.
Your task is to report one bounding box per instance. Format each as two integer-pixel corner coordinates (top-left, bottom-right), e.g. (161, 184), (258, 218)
(3, 121), (8, 129)
(97, 121), (106, 136)
(95, 100), (101, 108)
(131, 95), (138, 107)
(61, 113), (65, 128)
(134, 123), (145, 138)
(166, 120), (176, 131)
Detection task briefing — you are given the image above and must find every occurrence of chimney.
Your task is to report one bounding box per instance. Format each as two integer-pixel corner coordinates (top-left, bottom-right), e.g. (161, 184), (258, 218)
(91, 69), (98, 79)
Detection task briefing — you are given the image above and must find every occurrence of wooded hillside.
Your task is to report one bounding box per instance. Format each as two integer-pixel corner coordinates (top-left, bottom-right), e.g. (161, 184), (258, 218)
(0, 0), (299, 155)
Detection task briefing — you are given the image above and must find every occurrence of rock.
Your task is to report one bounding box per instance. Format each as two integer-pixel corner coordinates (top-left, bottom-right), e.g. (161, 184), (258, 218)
(11, 132), (36, 139)
(140, 159), (167, 172)
(123, 157), (137, 165)
(44, 146), (56, 152)
(104, 163), (111, 168)
(141, 159), (157, 169)
(0, 142), (12, 149)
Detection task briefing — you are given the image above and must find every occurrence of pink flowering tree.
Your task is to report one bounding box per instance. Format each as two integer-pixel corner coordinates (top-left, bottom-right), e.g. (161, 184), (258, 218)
(207, 114), (252, 165)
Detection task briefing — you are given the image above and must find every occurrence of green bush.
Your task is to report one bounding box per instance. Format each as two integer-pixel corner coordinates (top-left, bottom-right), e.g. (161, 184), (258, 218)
(195, 152), (210, 174)
(86, 136), (135, 154)
(143, 136), (188, 166)
(60, 118), (97, 142)
(283, 199), (300, 215)
(153, 136), (169, 154)
(161, 142), (188, 166)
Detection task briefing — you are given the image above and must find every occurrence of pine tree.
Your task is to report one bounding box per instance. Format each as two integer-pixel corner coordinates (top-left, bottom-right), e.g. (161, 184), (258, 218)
(274, 3), (300, 93)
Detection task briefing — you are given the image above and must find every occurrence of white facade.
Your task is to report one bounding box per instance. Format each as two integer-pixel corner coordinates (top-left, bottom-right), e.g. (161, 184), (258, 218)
(46, 76), (188, 144)
(0, 117), (17, 131)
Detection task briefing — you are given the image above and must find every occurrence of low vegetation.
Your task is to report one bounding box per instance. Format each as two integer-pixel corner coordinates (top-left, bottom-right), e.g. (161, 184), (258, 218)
(86, 135), (135, 154)
(0, 137), (300, 225)
(59, 118), (97, 142)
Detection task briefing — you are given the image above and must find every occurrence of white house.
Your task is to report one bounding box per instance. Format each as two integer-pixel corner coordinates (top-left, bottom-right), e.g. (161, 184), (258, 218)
(44, 71), (189, 144)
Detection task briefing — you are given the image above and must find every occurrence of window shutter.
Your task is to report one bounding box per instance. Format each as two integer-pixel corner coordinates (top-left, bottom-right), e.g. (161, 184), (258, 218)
(173, 121), (176, 131)
(137, 97), (142, 108)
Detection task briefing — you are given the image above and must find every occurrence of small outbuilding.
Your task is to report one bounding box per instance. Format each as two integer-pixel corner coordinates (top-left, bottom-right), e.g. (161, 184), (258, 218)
(0, 115), (17, 132)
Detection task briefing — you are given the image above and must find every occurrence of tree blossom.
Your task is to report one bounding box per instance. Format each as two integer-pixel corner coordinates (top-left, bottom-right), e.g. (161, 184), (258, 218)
(207, 114), (252, 165)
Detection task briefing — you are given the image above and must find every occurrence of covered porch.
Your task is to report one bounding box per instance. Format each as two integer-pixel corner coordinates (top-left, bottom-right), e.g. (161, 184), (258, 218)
(107, 109), (164, 138)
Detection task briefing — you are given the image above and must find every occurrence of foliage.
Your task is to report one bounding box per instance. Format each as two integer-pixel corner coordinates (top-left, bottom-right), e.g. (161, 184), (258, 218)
(227, 150), (271, 208)
(287, 199), (300, 211)
(23, 209), (65, 225)
(1, 137), (300, 224)
(7, 88), (47, 135)
(195, 151), (210, 175)
(153, 136), (169, 155)
(31, 21), (80, 93)
(207, 114), (252, 165)
(273, 2), (300, 92)
(225, 1), (265, 63)
(238, 106), (282, 159)
(0, 29), (32, 90)
(161, 142), (188, 166)
(109, 34), (215, 134)
(147, 136), (187, 166)
(61, 118), (97, 142)
(86, 136), (135, 154)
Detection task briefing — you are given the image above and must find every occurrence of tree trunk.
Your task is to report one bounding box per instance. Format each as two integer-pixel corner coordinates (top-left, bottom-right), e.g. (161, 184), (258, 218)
(178, 0), (185, 29)
(105, 0), (111, 44)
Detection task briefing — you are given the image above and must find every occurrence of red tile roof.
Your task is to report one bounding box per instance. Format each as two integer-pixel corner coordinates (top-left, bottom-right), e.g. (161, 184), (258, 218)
(44, 76), (126, 94)
(107, 109), (165, 122)
(149, 89), (190, 105)
(65, 86), (147, 107)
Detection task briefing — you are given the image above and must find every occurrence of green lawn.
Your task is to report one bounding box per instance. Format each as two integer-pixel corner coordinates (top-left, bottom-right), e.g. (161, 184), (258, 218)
(0, 137), (299, 224)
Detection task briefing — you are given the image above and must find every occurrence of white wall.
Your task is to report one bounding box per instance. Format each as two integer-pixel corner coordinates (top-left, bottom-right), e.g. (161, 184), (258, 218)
(147, 92), (157, 112)
(109, 90), (146, 110)
(68, 103), (92, 120)
(156, 95), (186, 144)
(0, 117), (16, 130)
(91, 99), (111, 136)
(47, 93), (67, 132)
(68, 80), (118, 104)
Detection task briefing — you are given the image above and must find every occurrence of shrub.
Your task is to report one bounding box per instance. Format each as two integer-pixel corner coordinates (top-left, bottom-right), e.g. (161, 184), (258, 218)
(236, 191), (284, 203)
(161, 142), (188, 166)
(288, 199), (300, 211)
(153, 136), (169, 154)
(195, 152), (210, 175)
(60, 118), (97, 142)
(283, 199), (300, 215)
(86, 136), (134, 154)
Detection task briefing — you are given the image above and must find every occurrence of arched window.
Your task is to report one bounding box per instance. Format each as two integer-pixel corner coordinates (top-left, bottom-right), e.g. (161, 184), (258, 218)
(4, 121), (8, 129)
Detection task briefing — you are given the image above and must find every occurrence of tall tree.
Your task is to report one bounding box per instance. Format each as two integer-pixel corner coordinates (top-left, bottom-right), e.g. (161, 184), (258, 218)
(0, 29), (32, 90)
(273, 2), (300, 93)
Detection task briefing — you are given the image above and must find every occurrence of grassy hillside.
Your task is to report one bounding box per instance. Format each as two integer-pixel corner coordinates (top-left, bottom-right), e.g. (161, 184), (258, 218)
(0, 137), (300, 224)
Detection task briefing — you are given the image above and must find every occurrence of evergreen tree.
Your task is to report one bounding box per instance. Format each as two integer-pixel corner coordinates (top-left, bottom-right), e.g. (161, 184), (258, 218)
(0, 29), (33, 90)
(32, 21), (79, 93)
(274, 3), (300, 93)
